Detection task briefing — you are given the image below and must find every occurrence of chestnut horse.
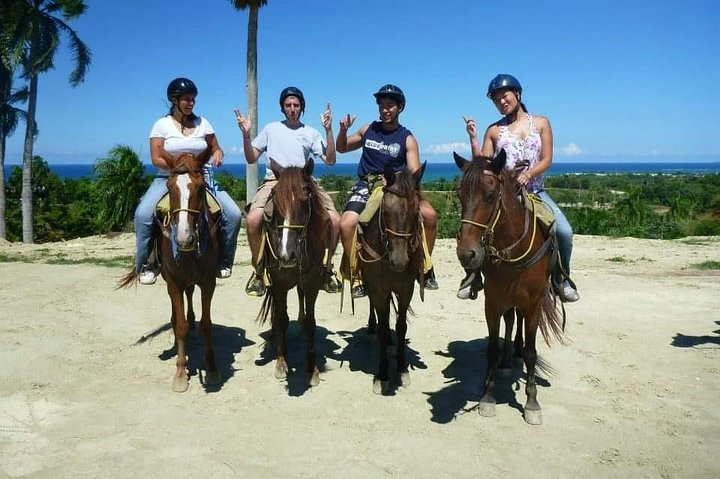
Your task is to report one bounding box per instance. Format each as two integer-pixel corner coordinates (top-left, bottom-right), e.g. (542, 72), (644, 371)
(357, 165), (426, 394)
(119, 153), (221, 392)
(256, 158), (331, 387)
(454, 150), (564, 425)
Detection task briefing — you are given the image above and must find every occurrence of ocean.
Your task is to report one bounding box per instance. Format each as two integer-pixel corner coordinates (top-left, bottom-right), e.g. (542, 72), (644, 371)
(4, 161), (720, 181)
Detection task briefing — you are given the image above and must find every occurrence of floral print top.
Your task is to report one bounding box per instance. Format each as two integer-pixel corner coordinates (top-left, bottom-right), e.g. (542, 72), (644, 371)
(495, 113), (544, 193)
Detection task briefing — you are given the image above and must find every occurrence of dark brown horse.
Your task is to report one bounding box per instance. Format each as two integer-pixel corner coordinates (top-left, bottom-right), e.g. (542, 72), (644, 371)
(357, 165), (426, 394)
(256, 158), (330, 387)
(119, 153), (221, 392)
(454, 150), (564, 425)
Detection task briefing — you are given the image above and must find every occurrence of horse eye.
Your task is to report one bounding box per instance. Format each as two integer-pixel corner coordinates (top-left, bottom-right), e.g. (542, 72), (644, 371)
(486, 192), (496, 203)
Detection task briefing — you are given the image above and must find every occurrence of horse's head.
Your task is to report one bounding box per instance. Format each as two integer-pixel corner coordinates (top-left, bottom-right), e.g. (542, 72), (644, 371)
(380, 163), (425, 272)
(166, 153), (206, 252)
(266, 158), (320, 269)
(454, 149), (508, 270)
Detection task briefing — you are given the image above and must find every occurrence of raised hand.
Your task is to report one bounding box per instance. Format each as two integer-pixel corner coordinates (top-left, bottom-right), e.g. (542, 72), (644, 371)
(234, 109), (252, 137)
(462, 115), (477, 139)
(339, 113), (356, 132)
(321, 103), (333, 130)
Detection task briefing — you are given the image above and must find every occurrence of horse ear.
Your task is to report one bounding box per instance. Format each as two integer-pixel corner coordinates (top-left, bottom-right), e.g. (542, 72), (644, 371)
(383, 165), (396, 187)
(412, 161), (427, 187)
(269, 157), (283, 178)
(304, 157), (315, 177)
(490, 148), (507, 175)
(453, 151), (470, 171)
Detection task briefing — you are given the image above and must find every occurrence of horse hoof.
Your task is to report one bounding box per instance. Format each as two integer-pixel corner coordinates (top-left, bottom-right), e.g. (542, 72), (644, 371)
(205, 370), (222, 386)
(524, 408), (543, 425)
(308, 369), (320, 387)
(399, 371), (411, 387)
(172, 376), (189, 393)
(373, 379), (387, 395)
(477, 401), (496, 417)
(274, 364), (288, 381)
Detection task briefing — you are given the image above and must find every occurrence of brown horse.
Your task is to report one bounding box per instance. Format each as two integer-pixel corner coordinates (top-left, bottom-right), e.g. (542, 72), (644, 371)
(358, 164), (426, 394)
(454, 150), (564, 425)
(119, 153), (221, 392)
(256, 158), (330, 387)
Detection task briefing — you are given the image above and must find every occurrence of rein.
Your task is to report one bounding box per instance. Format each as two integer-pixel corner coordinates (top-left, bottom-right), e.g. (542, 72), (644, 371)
(359, 186), (419, 264)
(460, 170), (544, 267)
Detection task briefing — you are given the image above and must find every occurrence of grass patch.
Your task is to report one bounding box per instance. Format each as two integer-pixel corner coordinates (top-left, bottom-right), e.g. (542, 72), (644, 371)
(606, 256), (633, 263)
(691, 260), (720, 270)
(0, 252), (35, 263)
(45, 256), (133, 268)
(679, 238), (714, 246)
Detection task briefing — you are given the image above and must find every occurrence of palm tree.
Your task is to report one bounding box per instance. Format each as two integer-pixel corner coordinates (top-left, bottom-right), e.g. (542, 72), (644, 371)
(0, 61), (29, 240)
(229, 0), (268, 205)
(93, 145), (146, 232)
(2, 0), (91, 243)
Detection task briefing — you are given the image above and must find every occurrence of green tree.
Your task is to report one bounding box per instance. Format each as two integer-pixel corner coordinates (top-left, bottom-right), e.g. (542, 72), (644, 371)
(93, 145), (146, 231)
(229, 0), (268, 205)
(0, 60), (29, 239)
(2, 0), (91, 243)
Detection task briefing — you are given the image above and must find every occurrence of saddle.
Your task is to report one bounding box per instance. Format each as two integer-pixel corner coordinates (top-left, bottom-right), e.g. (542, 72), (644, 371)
(156, 190), (222, 218)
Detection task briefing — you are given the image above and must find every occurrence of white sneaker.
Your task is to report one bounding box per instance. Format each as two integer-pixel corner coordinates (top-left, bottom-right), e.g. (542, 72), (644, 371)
(560, 281), (580, 302)
(217, 267), (232, 279)
(138, 266), (157, 285)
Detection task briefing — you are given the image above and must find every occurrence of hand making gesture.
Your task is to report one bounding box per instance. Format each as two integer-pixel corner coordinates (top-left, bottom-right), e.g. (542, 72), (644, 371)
(234, 109), (252, 138)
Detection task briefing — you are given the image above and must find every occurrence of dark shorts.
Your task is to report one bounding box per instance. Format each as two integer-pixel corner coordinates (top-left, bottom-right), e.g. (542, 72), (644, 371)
(344, 180), (370, 214)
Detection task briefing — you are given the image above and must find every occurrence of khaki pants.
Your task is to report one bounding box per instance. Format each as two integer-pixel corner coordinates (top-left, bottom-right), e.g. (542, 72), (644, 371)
(249, 179), (337, 213)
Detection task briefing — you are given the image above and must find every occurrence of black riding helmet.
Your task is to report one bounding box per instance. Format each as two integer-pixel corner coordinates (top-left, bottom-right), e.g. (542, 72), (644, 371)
(486, 74), (522, 98)
(373, 84), (406, 110)
(167, 77), (198, 100)
(279, 86), (305, 114)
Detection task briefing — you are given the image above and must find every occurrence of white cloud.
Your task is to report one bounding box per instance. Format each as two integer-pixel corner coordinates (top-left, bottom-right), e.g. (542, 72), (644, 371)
(560, 142), (582, 156)
(424, 142), (470, 155)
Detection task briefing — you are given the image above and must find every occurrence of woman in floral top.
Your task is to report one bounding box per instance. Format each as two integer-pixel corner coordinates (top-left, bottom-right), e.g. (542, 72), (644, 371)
(460, 74), (579, 303)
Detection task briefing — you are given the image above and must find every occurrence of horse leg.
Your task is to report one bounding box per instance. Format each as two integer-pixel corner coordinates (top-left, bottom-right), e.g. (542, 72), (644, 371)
(498, 308), (515, 377)
(296, 287), (306, 324)
(367, 299), (377, 335)
(396, 296), (410, 388)
(478, 310), (502, 417)
(167, 280), (190, 392)
(302, 286), (321, 387)
(522, 311), (543, 425)
(273, 291), (290, 381)
(185, 285), (196, 330)
(372, 294), (392, 395)
(200, 282), (221, 386)
(514, 312), (525, 369)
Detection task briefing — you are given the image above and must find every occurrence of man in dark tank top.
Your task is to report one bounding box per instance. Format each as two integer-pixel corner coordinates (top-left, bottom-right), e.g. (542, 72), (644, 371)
(335, 84), (439, 298)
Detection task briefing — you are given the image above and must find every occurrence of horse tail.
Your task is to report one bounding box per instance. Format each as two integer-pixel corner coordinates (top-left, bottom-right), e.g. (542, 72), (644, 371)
(116, 266), (138, 289)
(538, 281), (567, 346)
(255, 289), (274, 326)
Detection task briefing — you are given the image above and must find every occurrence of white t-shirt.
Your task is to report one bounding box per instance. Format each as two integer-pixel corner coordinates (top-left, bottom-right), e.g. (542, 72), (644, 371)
(149, 115), (215, 176)
(252, 121), (325, 180)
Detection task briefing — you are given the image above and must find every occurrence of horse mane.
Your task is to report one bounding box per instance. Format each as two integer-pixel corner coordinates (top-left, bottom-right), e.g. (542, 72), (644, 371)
(273, 167), (330, 243)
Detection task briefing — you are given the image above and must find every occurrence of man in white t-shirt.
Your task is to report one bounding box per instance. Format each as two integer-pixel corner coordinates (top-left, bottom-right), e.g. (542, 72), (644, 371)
(235, 87), (341, 296)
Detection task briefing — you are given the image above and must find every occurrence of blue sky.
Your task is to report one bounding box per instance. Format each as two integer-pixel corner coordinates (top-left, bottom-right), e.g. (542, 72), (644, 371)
(4, 0), (719, 165)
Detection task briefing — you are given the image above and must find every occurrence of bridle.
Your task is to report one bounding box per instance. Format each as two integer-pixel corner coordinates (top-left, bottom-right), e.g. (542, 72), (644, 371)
(264, 188), (312, 264)
(359, 186), (420, 264)
(165, 165), (206, 253)
(459, 169), (542, 267)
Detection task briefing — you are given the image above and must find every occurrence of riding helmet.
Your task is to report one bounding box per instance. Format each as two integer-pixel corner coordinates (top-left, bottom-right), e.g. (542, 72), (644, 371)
(166, 77), (198, 100)
(279, 86), (306, 113)
(373, 84), (406, 109)
(486, 74), (522, 98)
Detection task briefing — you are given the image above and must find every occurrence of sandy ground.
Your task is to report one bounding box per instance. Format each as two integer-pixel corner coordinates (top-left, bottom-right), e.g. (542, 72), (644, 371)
(0, 233), (719, 478)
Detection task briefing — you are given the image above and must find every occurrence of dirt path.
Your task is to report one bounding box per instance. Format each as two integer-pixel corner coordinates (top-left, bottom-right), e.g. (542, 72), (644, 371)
(1, 234), (718, 478)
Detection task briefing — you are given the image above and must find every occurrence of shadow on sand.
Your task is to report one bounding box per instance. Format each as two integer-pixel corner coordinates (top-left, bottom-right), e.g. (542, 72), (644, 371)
(138, 321), (254, 393)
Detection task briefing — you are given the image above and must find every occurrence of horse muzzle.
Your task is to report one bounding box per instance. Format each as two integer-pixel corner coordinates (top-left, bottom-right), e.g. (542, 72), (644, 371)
(456, 244), (484, 271)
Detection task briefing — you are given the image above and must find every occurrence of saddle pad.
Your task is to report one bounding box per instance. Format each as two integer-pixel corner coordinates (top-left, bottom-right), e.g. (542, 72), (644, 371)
(156, 191), (222, 215)
(524, 191), (556, 230)
(358, 186), (384, 224)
